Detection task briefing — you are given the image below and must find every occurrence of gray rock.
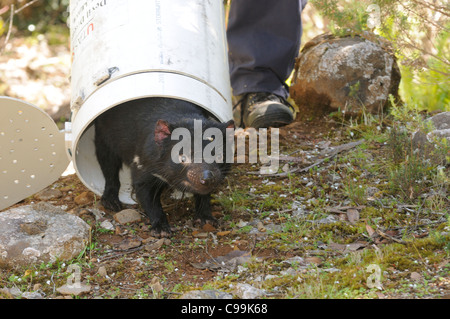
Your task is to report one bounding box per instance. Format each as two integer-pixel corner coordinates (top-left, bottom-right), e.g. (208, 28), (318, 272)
(412, 111), (450, 163)
(281, 267), (300, 276)
(21, 291), (44, 299)
(316, 215), (338, 224)
(56, 282), (91, 296)
(414, 112), (450, 144)
(99, 220), (114, 231)
(429, 112), (450, 131)
(34, 188), (63, 201)
(290, 32), (401, 115)
(113, 209), (142, 224)
(1, 287), (21, 298)
(0, 203), (90, 267)
(234, 283), (267, 299)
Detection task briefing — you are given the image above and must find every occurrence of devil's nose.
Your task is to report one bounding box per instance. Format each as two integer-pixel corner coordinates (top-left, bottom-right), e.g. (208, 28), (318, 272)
(200, 170), (214, 185)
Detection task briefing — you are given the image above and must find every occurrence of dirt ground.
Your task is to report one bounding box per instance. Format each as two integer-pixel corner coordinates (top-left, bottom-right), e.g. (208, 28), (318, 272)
(3, 108), (448, 299)
(1, 36), (449, 300)
(1, 112), (343, 298)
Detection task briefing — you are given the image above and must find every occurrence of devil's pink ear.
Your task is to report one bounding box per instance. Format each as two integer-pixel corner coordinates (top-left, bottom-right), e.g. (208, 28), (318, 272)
(224, 119), (234, 129)
(155, 120), (172, 145)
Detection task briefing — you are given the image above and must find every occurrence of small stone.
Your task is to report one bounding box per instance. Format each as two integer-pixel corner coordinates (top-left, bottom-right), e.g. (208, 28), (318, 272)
(217, 231), (231, 237)
(317, 215), (338, 224)
(237, 220), (248, 228)
(97, 266), (107, 277)
(117, 237), (141, 250)
(99, 220), (114, 231)
(35, 188), (62, 201)
(74, 191), (94, 205)
(8, 287), (22, 298)
(412, 111), (450, 164)
(113, 209), (142, 224)
(234, 283), (267, 299)
(283, 256), (306, 266)
(281, 267), (299, 276)
(410, 272), (423, 282)
(57, 282), (91, 296)
(22, 291), (44, 299)
(366, 187), (381, 197)
(0, 288), (13, 298)
(305, 256), (322, 266)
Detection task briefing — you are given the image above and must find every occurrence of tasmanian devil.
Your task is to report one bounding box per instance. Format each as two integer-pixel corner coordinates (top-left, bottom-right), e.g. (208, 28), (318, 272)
(94, 97), (234, 237)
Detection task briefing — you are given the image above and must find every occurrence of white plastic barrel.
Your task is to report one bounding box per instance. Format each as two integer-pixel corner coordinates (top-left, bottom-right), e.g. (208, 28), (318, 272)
(66, 0), (233, 204)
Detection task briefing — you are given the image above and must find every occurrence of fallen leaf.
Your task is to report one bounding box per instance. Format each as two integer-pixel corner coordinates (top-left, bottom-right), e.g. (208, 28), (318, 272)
(57, 282), (91, 296)
(325, 207), (346, 214)
(345, 242), (366, 251)
(346, 209), (359, 225)
(256, 221), (266, 232)
(328, 242), (346, 252)
(328, 242), (366, 253)
(151, 277), (163, 294)
(190, 250), (253, 272)
(365, 223), (376, 237)
(385, 230), (399, 237)
(74, 191), (93, 205)
(211, 211), (223, 218)
(217, 230), (231, 237)
(97, 266), (107, 277)
(192, 230), (208, 238)
(144, 238), (165, 251)
(413, 232), (429, 238)
(305, 256), (322, 266)
(202, 223), (216, 232)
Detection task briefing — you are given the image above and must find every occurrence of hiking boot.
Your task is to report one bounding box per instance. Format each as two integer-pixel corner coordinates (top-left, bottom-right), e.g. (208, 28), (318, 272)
(233, 92), (295, 128)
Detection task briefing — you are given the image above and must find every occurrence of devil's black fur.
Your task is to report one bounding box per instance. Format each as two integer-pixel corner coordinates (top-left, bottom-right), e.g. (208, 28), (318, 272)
(94, 98), (233, 237)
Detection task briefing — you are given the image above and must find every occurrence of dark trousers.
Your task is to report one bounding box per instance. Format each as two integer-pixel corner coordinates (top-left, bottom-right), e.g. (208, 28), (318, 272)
(227, 0), (307, 99)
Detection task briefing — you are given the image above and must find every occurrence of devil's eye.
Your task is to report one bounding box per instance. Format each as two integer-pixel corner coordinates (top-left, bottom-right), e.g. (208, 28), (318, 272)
(179, 154), (190, 163)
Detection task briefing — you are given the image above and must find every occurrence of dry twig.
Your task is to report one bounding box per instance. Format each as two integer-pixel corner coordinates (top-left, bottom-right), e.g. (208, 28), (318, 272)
(1, 4), (14, 54)
(257, 139), (365, 177)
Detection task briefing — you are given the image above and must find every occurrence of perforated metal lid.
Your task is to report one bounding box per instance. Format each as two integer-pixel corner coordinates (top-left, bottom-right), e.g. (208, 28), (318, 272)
(0, 96), (70, 211)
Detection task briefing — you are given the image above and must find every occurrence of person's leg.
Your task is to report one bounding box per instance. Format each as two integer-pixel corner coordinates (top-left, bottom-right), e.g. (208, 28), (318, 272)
(227, 0), (307, 128)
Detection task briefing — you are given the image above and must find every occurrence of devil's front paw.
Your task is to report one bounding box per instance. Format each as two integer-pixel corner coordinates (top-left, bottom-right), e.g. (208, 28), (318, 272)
(194, 215), (219, 228)
(149, 222), (173, 238)
(101, 195), (122, 212)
